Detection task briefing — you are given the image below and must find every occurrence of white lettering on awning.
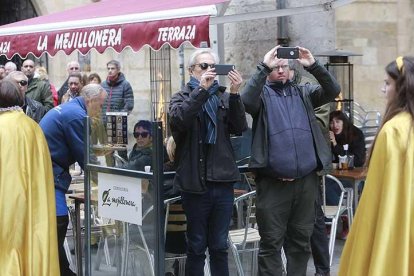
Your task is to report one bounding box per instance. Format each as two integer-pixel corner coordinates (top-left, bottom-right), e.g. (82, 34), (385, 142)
(37, 35), (48, 51)
(157, 25), (196, 42)
(54, 28), (122, 50)
(0, 41), (10, 54)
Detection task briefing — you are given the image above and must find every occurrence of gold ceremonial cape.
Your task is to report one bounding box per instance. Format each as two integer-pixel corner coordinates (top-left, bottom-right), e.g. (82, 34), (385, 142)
(339, 112), (414, 276)
(0, 111), (59, 275)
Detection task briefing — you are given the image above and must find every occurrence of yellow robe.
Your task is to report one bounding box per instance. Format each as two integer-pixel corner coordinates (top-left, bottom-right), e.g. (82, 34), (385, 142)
(339, 112), (414, 276)
(0, 111), (59, 275)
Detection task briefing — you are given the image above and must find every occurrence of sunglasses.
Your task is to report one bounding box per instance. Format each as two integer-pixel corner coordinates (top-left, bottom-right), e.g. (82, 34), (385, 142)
(133, 131), (150, 138)
(194, 63), (215, 70)
(17, 80), (28, 87)
(70, 67), (79, 70)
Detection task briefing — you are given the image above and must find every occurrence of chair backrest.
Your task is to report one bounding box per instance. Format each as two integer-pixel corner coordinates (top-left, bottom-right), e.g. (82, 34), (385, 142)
(360, 125), (379, 151)
(163, 196), (184, 239)
(233, 190), (257, 247)
(137, 196), (183, 243)
(323, 174), (346, 214)
(353, 101), (382, 128)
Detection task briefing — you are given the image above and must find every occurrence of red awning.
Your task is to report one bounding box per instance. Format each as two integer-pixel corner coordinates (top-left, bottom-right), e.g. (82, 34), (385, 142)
(0, 0), (228, 59)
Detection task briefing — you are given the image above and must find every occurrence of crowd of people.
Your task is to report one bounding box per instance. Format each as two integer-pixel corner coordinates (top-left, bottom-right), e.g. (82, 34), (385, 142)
(0, 50), (413, 276)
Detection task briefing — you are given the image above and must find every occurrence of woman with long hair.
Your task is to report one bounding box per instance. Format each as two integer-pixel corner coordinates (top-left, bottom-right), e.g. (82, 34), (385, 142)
(339, 56), (414, 275)
(329, 110), (366, 167)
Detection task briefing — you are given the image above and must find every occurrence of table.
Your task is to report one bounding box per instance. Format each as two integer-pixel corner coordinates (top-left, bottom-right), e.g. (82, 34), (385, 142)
(331, 167), (367, 207)
(68, 193), (86, 276)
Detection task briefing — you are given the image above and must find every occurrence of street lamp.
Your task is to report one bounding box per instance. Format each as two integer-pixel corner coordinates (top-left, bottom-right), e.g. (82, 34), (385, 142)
(315, 50), (362, 122)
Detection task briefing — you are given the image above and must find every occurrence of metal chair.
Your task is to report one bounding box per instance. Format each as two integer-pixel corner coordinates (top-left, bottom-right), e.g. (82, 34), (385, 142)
(353, 101), (381, 128)
(122, 196), (183, 276)
(228, 190), (260, 276)
(322, 174), (353, 266)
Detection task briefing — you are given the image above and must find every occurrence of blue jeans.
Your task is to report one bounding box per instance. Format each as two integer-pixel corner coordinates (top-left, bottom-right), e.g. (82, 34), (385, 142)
(325, 178), (353, 206)
(182, 182), (234, 276)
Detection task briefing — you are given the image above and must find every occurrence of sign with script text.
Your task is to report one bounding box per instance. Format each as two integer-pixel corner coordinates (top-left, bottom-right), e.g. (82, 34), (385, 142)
(98, 173), (142, 225)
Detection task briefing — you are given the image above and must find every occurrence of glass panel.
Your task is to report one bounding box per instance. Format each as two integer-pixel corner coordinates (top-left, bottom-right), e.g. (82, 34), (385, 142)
(83, 117), (165, 276)
(86, 53), (162, 275)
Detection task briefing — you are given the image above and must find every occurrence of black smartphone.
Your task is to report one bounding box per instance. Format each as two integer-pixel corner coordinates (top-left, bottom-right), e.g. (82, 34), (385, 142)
(214, 64), (235, 75)
(277, 47), (299, 59)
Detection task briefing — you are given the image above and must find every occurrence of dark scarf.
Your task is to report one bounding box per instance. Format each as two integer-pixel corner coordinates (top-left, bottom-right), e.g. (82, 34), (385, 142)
(188, 76), (220, 144)
(107, 73), (120, 86)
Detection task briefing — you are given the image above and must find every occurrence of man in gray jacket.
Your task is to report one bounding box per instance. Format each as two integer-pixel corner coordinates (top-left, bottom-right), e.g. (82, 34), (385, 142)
(101, 60), (134, 114)
(241, 46), (340, 276)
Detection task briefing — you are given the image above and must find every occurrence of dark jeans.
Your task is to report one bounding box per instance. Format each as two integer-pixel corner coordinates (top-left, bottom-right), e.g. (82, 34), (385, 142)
(256, 172), (318, 276)
(57, 215), (77, 276)
(325, 178), (353, 206)
(310, 184), (330, 275)
(182, 182), (234, 276)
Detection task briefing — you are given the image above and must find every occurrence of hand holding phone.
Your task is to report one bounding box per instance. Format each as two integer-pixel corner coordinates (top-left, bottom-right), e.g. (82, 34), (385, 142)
(277, 47), (299, 59)
(214, 64), (235, 75)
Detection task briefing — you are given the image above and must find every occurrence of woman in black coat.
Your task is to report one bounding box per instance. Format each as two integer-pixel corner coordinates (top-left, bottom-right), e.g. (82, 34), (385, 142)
(326, 110), (366, 239)
(329, 110), (366, 167)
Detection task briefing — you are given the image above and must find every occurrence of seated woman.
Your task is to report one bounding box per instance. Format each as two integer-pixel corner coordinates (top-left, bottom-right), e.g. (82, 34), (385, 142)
(326, 110), (366, 239)
(121, 120), (152, 171)
(329, 110), (366, 169)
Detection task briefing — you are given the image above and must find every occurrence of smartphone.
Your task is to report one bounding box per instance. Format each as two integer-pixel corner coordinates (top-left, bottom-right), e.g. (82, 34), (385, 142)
(277, 47), (299, 59)
(214, 64), (235, 75)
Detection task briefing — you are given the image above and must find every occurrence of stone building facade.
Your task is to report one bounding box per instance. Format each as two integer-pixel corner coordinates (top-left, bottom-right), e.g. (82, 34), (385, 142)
(15, 0), (414, 122)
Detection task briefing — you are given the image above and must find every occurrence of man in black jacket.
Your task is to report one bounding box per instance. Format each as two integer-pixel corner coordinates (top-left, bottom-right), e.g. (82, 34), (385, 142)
(169, 48), (247, 276)
(241, 46), (340, 276)
(7, 71), (46, 123)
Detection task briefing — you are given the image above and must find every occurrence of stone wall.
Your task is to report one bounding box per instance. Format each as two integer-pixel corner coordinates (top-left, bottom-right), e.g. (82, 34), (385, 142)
(336, 0), (414, 114)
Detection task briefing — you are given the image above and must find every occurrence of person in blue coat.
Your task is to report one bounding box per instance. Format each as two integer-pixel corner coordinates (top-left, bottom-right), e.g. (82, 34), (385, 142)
(40, 84), (107, 276)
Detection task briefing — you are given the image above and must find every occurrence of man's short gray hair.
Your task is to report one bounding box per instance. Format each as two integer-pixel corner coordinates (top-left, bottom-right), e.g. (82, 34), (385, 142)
(188, 48), (219, 68)
(5, 61), (17, 71)
(7, 71), (27, 81)
(67, 60), (80, 69)
(107, 60), (121, 70)
(80, 83), (107, 99)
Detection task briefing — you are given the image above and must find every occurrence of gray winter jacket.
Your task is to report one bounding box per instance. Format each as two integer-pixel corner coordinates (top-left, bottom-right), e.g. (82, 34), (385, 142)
(101, 72), (134, 114)
(240, 61), (340, 175)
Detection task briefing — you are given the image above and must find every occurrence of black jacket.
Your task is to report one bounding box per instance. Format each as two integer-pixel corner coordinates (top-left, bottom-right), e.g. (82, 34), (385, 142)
(24, 96), (47, 123)
(121, 145), (152, 171)
(241, 61), (341, 175)
(332, 126), (366, 167)
(169, 85), (247, 194)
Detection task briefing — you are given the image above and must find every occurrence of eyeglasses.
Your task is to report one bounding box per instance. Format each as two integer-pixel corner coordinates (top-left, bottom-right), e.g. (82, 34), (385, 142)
(193, 63), (215, 70)
(274, 65), (289, 71)
(69, 67), (79, 70)
(17, 80), (28, 87)
(133, 131), (150, 138)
